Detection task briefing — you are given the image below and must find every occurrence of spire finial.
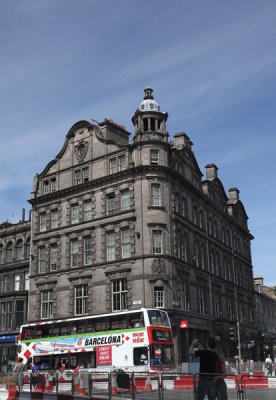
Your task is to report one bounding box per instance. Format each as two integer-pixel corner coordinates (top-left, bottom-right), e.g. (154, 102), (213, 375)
(144, 86), (154, 100)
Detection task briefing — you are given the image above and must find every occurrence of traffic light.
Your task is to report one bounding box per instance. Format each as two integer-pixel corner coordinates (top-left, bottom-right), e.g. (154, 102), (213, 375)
(229, 325), (237, 341)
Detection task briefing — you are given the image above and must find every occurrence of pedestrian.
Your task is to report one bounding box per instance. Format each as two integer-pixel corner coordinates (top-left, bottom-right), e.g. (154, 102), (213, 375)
(215, 347), (228, 400)
(265, 354), (273, 376)
(31, 362), (40, 391)
(13, 357), (25, 391)
(189, 337), (218, 400)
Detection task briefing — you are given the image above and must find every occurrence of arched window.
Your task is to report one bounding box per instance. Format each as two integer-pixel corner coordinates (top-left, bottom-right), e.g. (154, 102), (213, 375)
(6, 242), (13, 263)
(16, 240), (24, 261)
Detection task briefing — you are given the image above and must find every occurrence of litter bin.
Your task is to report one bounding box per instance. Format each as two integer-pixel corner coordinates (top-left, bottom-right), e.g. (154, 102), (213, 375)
(116, 369), (130, 389)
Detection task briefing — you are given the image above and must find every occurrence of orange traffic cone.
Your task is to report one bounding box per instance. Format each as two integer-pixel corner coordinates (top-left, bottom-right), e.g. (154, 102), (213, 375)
(74, 372), (80, 394)
(78, 373), (85, 396)
(111, 372), (118, 395)
(44, 373), (52, 392)
(145, 374), (152, 392)
(7, 388), (18, 400)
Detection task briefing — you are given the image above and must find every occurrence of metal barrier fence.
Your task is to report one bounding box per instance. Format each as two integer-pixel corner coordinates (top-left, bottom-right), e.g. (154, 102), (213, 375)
(237, 373), (276, 400)
(1, 370), (276, 399)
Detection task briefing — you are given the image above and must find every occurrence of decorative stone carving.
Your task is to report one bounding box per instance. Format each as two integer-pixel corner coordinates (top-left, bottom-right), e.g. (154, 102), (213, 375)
(151, 259), (166, 274)
(74, 140), (88, 161)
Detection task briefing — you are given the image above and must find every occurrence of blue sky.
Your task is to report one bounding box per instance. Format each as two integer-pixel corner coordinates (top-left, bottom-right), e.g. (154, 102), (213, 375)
(0, 0), (275, 286)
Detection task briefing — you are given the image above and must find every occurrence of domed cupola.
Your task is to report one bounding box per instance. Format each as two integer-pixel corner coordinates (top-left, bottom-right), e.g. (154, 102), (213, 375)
(132, 87), (168, 143)
(139, 87), (160, 112)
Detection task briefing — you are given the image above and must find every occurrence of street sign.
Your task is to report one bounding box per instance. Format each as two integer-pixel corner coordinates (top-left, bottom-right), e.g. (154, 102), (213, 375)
(180, 320), (189, 329)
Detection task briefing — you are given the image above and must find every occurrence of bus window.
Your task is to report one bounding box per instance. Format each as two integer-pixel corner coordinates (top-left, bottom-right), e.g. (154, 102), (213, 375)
(60, 325), (70, 336)
(150, 344), (174, 366)
(74, 320), (87, 333)
(129, 312), (144, 328)
(51, 325), (60, 337)
(133, 347), (148, 366)
(87, 351), (96, 368)
(148, 310), (169, 327)
(40, 325), (50, 338)
(110, 315), (127, 329)
(86, 321), (95, 333)
(23, 327), (35, 340)
(95, 318), (106, 331)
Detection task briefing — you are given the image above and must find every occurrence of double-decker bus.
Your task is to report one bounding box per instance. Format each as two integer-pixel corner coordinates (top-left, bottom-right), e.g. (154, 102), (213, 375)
(17, 308), (174, 372)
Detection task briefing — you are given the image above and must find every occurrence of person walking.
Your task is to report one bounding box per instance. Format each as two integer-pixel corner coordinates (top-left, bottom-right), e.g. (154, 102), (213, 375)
(31, 362), (40, 391)
(189, 337), (218, 400)
(13, 357), (25, 391)
(265, 354), (273, 376)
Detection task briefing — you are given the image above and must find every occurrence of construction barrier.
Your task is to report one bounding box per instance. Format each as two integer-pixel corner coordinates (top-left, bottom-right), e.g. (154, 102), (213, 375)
(1, 370), (276, 399)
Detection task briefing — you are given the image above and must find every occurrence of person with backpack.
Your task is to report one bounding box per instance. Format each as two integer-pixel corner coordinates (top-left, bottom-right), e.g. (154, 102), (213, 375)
(31, 362), (40, 391)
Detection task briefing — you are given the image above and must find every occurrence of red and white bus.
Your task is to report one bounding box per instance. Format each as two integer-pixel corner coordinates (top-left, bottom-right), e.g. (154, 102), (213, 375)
(17, 308), (174, 372)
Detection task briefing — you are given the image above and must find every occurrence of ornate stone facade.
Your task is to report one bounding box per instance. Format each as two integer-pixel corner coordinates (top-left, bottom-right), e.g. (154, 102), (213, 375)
(27, 88), (258, 362)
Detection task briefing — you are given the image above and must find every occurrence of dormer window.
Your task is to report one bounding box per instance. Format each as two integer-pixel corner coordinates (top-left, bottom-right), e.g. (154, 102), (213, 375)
(43, 181), (49, 194)
(50, 178), (56, 192)
(74, 167), (89, 185)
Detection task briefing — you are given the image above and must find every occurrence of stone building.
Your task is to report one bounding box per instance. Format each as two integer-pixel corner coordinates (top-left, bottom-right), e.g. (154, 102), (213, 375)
(28, 87), (257, 363)
(254, 277), (276, 360)
(0, 213), (30, 368)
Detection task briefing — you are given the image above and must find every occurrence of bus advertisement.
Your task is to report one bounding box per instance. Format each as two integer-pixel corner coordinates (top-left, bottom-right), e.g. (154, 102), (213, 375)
(17, 308), (175, 372)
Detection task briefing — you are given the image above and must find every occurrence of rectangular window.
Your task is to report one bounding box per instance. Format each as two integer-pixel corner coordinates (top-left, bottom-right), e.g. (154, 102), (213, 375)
(70, 240), (79, 268)
(154, 286), (164, 308)
(50, 244), (58, 271)
(121, 228), (131, 258)
(6, 301), (12, 330)
(112, 279), (127, 312)
(152, 230), (162, 254)
(74, 167), (89, 185)
(43, 181), (49, 194)
(74, 169), (82, 185)
(214, 293), (220, 318)
(120, 189), (130, 211)
(16, 242), (24, 261)
(106, 231), (116, 261)
(14, 274), (20, 291)
(150, 149), (159, 164)
(84, 200), (93, 221)
(118, 155), (126, 171)
(14, 274), (21, 291)
(109, 158), (117, 174)
(71, 204), (80, 224)
(5, 275), (14, 292)
(41, 290), (53, 319)
(74, 285), (88, 316)
(84, 236), (92, 265)
(151, 184), (161, 206)
(50, 178), (56, 192)
(50, 209), (58, 229)
(180, 280), (189, 311)
(39, 213), (47, 232)
(106, 194), (116, 215)
(0, 303), (6, 330)
(24, 273), (30, 290)
(38, 247), (46, 273)
(198, 287), (205, 315)
(15, 300), (25, 328)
